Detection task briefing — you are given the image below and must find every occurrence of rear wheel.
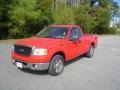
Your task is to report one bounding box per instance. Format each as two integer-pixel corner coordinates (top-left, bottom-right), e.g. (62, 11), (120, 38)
(48, 55), (64, 76)
(86, 45), (94, 58)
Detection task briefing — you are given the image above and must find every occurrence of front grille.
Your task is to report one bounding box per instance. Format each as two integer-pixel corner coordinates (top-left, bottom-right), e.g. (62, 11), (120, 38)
(14, 44), (32, 56)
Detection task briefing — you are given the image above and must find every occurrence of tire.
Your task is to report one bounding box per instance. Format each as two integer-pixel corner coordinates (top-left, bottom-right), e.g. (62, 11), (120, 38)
(86, 45), (94, 58)
(48, 55), (64, 76)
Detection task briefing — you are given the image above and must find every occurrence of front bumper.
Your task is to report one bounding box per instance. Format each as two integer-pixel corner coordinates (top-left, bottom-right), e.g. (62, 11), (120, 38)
(12, 59), (50, 70)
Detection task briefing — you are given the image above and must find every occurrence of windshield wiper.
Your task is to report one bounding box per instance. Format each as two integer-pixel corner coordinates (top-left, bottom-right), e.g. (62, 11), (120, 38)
(36, 35), (53, 38)
(36, 35), (65, 39)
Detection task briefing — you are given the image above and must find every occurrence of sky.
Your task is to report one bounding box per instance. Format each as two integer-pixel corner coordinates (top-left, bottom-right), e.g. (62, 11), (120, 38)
(114, 0), (120, 6)
(110, 0), (120, 27)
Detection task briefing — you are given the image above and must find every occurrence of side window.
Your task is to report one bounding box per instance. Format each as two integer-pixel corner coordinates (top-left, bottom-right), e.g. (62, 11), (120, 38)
(76, 28), (82, 37)
(69, 28), (82, 38)
(69, 28), (77, 38)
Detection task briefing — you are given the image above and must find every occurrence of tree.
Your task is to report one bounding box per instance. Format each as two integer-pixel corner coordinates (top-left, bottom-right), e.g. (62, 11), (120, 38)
(0, 0), (118, 39)
(94, 7), (112, 34)
(0, 0), (13, 39)
(8, 0), (53, 38)
(91, 0), (112, 34)
(74, 6), (97, 33)
(8, 0), (40, 38)
(80, 0), (91, 5)
(53, 1), (74, 24)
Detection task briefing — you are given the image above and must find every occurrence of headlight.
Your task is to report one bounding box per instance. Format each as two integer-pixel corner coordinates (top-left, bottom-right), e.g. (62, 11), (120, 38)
(32, 48), (47, 56)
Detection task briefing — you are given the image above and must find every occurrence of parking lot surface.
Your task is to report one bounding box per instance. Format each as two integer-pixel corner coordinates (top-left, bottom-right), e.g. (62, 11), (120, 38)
(0, 36), (120, 90)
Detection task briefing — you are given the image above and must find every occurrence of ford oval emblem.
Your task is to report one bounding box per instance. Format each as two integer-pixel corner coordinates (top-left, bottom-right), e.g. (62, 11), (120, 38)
(19, 48), (24, 52)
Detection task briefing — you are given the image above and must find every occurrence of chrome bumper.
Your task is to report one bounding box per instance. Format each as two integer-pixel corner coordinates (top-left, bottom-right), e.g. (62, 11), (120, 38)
(12, 59), (49, 70)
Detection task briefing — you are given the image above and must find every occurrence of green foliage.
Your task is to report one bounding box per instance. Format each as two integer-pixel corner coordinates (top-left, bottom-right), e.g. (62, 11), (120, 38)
(94, 7), (112, 34)
(9, 0), (40, 25)
(8, 0), (40, 38)
(0, 0), (13, 39)
(74, 6), (97, 33)
(9, 27), (29, 38)
(108, 28), (116, 34)
(53, 6), (74, 24)
(80, 0), (91, 5)
(116, 28), (120, 34)
(111, 2), (120, 17)
(0, 0), (119, 39)
(74, 0), (112, 34)
(8, 0), (53, 38)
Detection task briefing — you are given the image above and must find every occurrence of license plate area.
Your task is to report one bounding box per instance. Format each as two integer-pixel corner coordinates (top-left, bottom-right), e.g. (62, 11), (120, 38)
(16, 62), (23, 68)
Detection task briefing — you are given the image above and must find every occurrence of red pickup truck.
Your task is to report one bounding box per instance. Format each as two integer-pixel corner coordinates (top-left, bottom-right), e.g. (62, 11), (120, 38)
(11, 25), (98, 76)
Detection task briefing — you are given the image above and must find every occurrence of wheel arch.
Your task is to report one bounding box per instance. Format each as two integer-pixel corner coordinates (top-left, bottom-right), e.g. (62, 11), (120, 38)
(91, 42), (95, 47)
(51, 51), (66, 61)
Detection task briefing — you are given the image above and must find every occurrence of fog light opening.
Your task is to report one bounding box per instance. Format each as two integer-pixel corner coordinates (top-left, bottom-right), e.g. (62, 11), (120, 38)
(32, 64), (38, 69)
(12, 60), (16, 64)
(34, 64), (38, 68)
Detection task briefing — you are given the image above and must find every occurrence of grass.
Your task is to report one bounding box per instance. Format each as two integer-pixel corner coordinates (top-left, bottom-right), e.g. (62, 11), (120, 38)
(0, 39), (19, 44)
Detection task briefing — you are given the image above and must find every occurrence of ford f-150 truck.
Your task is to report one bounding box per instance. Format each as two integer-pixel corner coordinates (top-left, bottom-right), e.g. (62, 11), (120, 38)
(11, 25), (98, 76)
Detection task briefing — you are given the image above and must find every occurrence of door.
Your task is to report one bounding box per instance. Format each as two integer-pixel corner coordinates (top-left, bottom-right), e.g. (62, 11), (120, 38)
(65, 27), (83, 61)
(75, 28), (88, 55)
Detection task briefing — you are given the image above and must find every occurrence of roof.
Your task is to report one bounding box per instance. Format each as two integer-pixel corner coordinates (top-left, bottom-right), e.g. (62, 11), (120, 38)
(49, 25), (80, 28)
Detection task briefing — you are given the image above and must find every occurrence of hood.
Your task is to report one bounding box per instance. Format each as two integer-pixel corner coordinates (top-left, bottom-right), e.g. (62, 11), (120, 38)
(15, 37), (64, 48)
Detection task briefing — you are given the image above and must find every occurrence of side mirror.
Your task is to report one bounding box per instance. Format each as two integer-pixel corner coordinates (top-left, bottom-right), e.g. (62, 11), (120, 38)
(69, 36), (79, 41)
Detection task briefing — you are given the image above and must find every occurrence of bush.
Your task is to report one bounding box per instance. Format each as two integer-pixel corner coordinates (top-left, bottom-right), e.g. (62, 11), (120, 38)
(74, 6), (97, 33)
(116, 28), (120, 34)
(53, 3), (74, 25)
(106, 27), (116, 34)
(8, 0), (53, 39)
(8, 27), (29, 39)
(0, 0), (117, 39)
(94, 7), (112, 34)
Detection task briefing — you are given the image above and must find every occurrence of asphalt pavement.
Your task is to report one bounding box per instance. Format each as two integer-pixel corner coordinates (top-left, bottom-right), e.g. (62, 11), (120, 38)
(0, 36), (120, 90)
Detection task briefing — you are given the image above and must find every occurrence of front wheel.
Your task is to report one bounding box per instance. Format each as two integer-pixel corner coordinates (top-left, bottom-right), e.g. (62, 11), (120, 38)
(86, 45), (94, 58)
(48, 55), (64, 76)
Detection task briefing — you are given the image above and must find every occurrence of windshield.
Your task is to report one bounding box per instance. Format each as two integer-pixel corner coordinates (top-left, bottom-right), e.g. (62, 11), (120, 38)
(37, 27), (68, 39)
